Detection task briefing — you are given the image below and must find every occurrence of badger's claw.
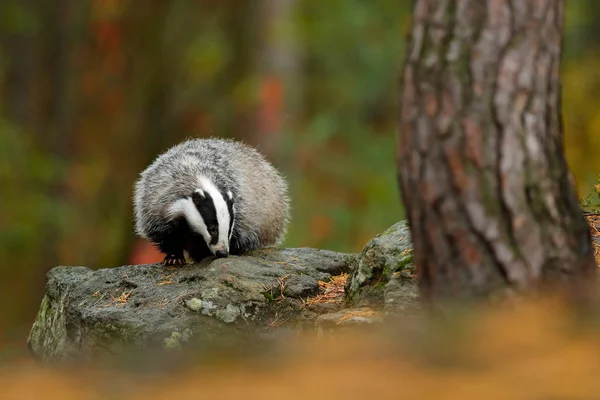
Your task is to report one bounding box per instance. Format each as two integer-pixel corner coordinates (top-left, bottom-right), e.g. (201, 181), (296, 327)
(163, 254), (186, 266)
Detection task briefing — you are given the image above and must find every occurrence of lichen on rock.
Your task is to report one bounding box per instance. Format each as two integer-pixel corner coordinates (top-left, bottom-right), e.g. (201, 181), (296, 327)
(28, 222), (421, 362)
(344, 221), (419, 312)
(27, 248), (354, 362)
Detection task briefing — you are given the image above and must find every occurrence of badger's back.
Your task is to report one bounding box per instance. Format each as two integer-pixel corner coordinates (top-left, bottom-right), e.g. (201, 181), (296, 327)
(133, 138), (290, 254)
(224, 141), (290, 252)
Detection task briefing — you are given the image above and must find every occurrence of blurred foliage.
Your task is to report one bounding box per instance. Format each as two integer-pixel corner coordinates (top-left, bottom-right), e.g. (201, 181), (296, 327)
(0, 0), (599, 344)
(563, 1), (600, 200)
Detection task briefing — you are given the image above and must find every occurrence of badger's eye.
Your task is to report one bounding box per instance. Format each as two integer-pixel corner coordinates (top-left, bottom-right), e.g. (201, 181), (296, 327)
(208, 226), (218, 235)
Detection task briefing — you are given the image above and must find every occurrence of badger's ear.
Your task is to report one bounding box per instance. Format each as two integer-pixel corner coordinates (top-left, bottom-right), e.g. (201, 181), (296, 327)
(226, 190), (233, 201)
(191, 189), (205, 205)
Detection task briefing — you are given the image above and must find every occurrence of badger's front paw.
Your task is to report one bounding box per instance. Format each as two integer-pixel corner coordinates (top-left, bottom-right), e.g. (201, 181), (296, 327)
(163, 254), (186, 266)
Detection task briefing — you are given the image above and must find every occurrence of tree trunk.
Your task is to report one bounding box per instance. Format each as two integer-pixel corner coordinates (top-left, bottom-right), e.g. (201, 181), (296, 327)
(397, 0), (597, 303)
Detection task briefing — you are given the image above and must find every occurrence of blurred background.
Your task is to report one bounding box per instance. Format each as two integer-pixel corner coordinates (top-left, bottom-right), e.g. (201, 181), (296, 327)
(0, 0), (599, 350)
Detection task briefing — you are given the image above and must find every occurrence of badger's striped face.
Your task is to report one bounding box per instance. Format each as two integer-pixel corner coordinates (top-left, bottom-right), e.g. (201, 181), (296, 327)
(190, 187), (234, 257)
(168, 180), (235, 258)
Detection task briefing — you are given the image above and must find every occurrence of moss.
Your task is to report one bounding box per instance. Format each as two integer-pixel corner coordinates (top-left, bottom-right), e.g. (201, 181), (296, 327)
(262, 290), (276, 302)
(378, 228), (396, 237)
(377, 255), (413, 289)
(222, 279), (240, 291)
(347, 258), (416, 306)
(345, 285), (386, 307)
(396, 254), (414, 271)
(379, 265), (392, 287)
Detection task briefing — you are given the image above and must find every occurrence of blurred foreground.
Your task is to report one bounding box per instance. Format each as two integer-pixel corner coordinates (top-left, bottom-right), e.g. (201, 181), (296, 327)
(3, 297), (600, 399)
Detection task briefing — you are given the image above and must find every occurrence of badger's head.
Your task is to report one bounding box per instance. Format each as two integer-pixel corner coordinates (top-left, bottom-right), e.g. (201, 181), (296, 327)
(168, 179), (235, 258)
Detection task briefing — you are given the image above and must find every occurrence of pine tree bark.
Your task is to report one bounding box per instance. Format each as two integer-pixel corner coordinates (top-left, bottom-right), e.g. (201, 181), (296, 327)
(397, 0), (597, 303)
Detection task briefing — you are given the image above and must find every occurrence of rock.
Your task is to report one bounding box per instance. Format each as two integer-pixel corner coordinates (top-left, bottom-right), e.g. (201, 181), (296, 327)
(383, 271), (420, 315)
(283, 275), (320, 298)
(307, 301), (342, 315)
(28, 248), (354, 362)
(315, 308), (383, 332)
(345, 221), (419, 311)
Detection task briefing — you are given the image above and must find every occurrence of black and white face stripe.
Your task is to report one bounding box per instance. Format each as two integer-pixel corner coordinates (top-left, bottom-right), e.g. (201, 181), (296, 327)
(166, 179), (235, 257)
(191, 190), (219, 245)
(225, 190), (235, 240)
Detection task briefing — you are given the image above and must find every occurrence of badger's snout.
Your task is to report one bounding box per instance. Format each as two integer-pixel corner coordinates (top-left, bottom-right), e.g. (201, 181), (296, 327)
(215, 250), (228, 258)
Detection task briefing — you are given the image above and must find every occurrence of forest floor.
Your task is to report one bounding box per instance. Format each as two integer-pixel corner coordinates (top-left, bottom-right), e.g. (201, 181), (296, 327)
(3, 295), (600, 399)
(1, 219), (600, 399)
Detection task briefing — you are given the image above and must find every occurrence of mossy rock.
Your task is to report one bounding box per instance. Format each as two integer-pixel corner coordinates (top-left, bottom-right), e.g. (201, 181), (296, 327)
(345, 221), (419, 312)
(28, 248), (355, 363)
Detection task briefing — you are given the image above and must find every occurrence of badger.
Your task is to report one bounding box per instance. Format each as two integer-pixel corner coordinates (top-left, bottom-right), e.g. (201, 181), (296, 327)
(133, 138), (290, 266)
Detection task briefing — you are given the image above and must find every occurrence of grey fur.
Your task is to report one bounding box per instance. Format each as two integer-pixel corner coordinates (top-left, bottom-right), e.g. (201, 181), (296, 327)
(133, 138), (290, 258)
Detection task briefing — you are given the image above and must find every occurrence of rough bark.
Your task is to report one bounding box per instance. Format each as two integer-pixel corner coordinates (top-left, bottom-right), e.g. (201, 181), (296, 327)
(397, 0), (597, 303)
